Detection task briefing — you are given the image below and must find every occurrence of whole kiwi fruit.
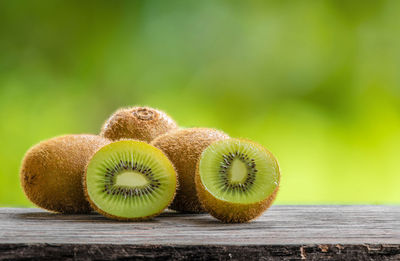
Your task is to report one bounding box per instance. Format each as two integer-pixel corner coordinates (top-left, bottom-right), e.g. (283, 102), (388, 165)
(100, 106), (178, 143)
(195, 138), (280, 223)
(20, 134), (110, 213)
(151, 128), (229, 213)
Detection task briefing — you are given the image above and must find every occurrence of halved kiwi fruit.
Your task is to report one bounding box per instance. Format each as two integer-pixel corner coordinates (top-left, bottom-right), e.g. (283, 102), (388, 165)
(84, 140), (177, 221)
(20, 134), (110, 213)
(151, 128), (229, 213)
(100, 106), (178, 142)
(195, 139), (280, 223)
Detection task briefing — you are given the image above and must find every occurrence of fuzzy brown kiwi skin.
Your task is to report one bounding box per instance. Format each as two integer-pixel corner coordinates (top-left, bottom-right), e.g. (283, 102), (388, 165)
(82, 139), (178, 221)
(195, 139), (281, 223)
(100, 106), (178, 143)
(151, 128), (229, 213)
(20, 134), (110, 214)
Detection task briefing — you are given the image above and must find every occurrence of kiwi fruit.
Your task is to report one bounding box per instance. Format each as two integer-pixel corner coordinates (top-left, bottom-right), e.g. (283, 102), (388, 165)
(20, 134), (110, 213)
(100, 106), (178, 143)
(151, 128), (229, 213)
(84, 140), (177, 221)
(195, 138), (280, 223)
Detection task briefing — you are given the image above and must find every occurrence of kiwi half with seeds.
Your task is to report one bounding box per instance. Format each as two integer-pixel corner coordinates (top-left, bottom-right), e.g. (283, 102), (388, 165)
(195, 138), (280, 223)
(84, 140), (177, 221)
(151, 128), (229, 213)
(20, 134), (110, 213)
(100, 106), (178, 142)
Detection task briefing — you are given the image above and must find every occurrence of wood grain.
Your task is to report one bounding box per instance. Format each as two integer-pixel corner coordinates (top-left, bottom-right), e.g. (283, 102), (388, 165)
(0, 205), (399, 260)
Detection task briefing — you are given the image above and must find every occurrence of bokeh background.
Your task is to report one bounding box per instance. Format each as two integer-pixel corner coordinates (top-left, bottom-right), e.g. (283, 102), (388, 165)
(1, 0), (400, 207)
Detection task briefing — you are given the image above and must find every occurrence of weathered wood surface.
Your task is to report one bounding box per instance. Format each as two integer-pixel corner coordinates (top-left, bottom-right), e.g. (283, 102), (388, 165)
(0, 205), (399, 260)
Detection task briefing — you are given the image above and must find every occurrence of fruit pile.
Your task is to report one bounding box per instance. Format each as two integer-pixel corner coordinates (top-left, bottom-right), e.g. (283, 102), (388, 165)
(20, 107), (280, 223)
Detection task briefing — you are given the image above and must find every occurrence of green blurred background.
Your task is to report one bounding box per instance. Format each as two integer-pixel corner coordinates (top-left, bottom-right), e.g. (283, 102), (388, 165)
(1, 0), (399, 207)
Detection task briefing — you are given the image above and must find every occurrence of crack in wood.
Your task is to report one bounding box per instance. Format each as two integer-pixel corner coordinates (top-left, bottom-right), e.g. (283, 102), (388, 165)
(0, 244), (399, 260)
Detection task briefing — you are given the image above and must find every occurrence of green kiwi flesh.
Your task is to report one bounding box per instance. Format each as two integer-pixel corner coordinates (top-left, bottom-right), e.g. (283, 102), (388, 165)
(196, 139), (280, 222)
(84, 140), (177, 220)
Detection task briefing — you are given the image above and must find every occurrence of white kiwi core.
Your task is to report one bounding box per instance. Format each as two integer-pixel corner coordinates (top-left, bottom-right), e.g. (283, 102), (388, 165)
(115, 171), (149, 187)
(228, 159), (248, 184)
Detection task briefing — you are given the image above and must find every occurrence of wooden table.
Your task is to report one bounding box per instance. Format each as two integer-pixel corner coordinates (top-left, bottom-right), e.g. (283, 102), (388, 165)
(0, 206), (399, 260)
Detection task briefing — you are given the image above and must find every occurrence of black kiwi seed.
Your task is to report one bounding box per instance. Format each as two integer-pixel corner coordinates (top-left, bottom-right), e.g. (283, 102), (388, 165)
(101, 160), (161, 197)
(218, 151), (257, 192)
